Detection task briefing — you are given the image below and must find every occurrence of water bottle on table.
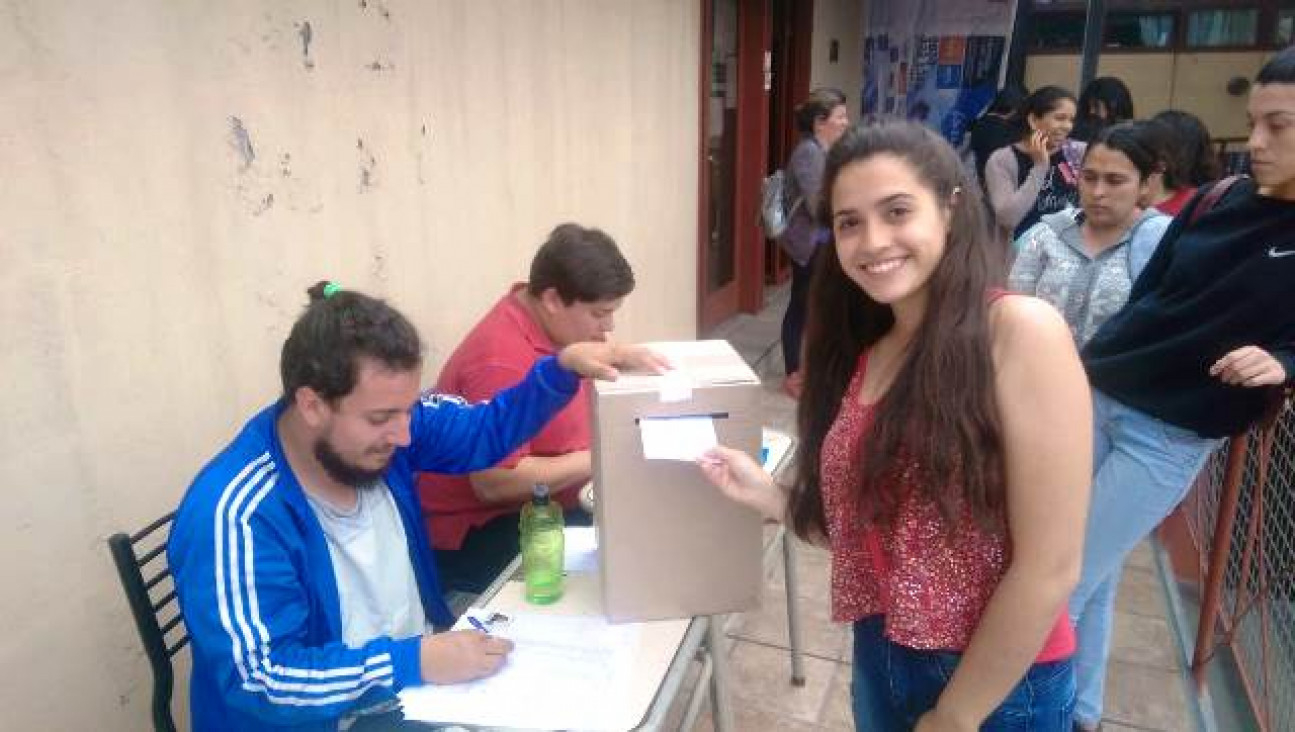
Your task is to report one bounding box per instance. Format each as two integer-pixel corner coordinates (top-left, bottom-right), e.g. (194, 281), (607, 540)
(521, 483), (565, 604)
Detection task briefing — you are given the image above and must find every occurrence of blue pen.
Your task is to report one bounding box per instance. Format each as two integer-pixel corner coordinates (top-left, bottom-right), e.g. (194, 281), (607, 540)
(466, 616), (491, 634)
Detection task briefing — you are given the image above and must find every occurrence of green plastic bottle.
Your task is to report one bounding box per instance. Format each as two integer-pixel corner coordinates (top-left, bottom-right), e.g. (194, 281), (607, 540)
(521, 483), (565, 604)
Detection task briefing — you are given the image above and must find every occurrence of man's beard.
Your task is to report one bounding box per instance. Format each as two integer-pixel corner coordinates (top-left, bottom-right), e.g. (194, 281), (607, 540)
(313, 437), (390, 489)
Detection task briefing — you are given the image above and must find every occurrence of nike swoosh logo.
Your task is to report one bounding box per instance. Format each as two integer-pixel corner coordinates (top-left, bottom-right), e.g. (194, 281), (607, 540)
(1270, 247), (1295, 258)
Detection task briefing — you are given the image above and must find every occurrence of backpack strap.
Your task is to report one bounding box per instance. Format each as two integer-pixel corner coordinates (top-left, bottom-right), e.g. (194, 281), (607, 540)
(1128, 177), (1239, 280)
(1188, 175), (1243, 226)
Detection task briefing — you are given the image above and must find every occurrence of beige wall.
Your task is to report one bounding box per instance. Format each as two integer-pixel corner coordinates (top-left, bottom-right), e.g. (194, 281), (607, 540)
(1169, 52), (1272, 140)
(0, 0), (700, 728)
(810, 0), (864, 109)
(1025, 51), (1274, 139)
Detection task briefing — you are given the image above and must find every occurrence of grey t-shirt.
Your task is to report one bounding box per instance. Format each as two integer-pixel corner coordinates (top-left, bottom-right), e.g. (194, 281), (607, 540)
(305, 482), (428, 649)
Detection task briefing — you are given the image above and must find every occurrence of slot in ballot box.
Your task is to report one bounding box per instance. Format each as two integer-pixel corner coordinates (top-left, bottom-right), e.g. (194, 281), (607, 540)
(592, 340), (763, 622)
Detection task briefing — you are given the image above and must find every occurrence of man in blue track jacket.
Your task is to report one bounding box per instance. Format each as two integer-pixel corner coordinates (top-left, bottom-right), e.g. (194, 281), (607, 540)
(169, 282), (663, 731)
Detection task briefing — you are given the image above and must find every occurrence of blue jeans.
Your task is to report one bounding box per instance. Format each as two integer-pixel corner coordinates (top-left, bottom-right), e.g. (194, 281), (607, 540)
(851, 616), (1075, 731)
(1068, 390), (1219, 726)
(781, 249), (817, 375)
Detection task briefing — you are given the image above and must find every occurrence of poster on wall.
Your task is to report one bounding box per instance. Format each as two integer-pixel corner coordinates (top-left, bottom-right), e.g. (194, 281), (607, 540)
(861, 0), (1016, 147)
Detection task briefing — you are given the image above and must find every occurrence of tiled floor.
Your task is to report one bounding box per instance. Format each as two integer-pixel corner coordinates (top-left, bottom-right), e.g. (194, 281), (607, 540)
(678, 285), (1196, 731)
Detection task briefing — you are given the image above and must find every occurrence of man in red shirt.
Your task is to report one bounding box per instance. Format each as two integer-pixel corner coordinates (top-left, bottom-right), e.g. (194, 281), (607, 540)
(418, 223), (635, 593)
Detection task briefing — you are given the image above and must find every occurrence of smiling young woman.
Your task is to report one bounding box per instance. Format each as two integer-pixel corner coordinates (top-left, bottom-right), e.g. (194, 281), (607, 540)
(985, 86), (1085, 243)
(697, 120), (1092, 731)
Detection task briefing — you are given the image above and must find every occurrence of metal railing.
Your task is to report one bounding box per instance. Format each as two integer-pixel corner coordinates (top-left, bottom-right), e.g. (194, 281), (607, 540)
(1178, 390), (1294, 731)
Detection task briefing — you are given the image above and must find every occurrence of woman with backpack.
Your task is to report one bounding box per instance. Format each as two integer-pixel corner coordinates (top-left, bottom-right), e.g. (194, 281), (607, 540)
(1009, 121), (1171, 349)
(1069, 47), (1295, 730)
(778, 87), (848, 399)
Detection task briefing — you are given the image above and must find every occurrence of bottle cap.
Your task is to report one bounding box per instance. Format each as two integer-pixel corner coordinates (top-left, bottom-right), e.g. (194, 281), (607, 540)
(532, 483), (551, 504)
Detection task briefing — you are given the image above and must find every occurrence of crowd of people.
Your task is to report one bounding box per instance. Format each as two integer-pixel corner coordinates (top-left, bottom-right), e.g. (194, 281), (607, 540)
(705, 47), (1293, 732)
(164, 46), (1295, 732)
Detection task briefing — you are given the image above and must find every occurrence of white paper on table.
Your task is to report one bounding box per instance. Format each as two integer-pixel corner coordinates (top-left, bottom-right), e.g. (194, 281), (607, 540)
(638, 416), (718, 461)
(398, 611), (640, 730)
(563, 526), (599, 573)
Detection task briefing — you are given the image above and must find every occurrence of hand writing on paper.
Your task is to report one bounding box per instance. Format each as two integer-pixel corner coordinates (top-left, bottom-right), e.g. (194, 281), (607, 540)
(1209, 346), (1287, 388)
(696, 445), (785, 522)
(558, 342), (671, 381)
(420, 629), (515, 684)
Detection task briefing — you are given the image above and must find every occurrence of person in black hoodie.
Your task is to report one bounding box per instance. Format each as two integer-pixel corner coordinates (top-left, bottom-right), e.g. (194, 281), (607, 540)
(1068, 46), (1295, 732)
(969, 85), (1028, 187)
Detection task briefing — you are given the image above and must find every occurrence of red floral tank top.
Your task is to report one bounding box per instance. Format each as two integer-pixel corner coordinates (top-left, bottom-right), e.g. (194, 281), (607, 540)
(821, 351), (1075, 661)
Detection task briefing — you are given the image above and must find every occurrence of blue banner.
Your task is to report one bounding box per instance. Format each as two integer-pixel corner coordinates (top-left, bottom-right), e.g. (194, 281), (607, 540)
(861, 0), (1016, 147)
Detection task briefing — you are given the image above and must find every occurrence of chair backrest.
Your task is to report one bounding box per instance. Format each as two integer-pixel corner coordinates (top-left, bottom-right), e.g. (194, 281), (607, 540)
(107, 511), (186, 732)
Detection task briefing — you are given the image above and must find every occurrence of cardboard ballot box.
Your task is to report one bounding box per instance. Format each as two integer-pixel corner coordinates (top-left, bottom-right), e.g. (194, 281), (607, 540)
(592, 340), (763, 622)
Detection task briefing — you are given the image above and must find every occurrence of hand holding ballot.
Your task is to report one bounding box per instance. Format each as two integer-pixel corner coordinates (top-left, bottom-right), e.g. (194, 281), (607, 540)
(420, 629), (515, 685)
(697, 445), (786, 522)
(558, 341), (672, 381)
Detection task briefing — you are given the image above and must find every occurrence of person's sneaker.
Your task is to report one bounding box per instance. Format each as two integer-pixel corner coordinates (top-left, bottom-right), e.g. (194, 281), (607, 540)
(782, 371), (804, 399)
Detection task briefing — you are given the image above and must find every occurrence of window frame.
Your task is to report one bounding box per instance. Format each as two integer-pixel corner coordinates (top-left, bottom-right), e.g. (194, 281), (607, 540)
(1183, 7), (1262, 50)
(1104, 10), (1178, 51)
(1275, 7), (1295, 46)
(1023, 1), (1292, 54)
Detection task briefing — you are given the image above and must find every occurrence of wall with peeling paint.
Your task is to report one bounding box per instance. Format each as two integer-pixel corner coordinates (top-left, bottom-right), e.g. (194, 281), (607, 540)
(0, 0), (700, 728)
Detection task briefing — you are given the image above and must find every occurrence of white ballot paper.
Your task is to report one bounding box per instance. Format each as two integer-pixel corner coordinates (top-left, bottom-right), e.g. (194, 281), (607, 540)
(638, 416), (718, 461)
(399, 611), (640, 730)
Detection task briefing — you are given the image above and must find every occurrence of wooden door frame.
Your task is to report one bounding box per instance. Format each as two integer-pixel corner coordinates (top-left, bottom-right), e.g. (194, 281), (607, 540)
(734, 0), (773, 316)
(769, 0), (814, 193)
(766, 0), (815, 287)
(697, 0), (774, 333)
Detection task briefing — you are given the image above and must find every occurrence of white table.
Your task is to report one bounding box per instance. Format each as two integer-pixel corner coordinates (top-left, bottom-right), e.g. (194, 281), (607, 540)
(452, 556), (730, 732)
(405, 427), (799, 731)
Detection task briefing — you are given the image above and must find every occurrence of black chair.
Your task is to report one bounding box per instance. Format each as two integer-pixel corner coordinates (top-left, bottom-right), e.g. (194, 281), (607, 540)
(108, 511), (187, 732)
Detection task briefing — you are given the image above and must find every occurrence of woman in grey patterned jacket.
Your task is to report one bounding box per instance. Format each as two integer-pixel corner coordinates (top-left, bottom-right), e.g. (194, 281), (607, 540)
(1009, 121), (1171, 348)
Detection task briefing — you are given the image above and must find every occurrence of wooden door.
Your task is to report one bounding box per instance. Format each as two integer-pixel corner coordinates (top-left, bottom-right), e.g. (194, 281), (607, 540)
(765, 0), (814, 286)
(698, 0), (772, 331)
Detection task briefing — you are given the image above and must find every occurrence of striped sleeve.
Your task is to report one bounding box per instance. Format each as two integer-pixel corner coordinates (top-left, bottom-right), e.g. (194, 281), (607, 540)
(404, 354), (579, 474)
(171, 452), (423, 726)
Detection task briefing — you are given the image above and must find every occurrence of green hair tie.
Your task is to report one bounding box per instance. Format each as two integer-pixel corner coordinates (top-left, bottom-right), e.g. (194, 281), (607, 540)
(323, 282), (343, 299)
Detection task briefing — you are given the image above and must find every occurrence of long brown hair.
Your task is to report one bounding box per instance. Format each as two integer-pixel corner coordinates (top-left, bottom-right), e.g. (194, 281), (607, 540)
(788, 120), (1008, 540)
